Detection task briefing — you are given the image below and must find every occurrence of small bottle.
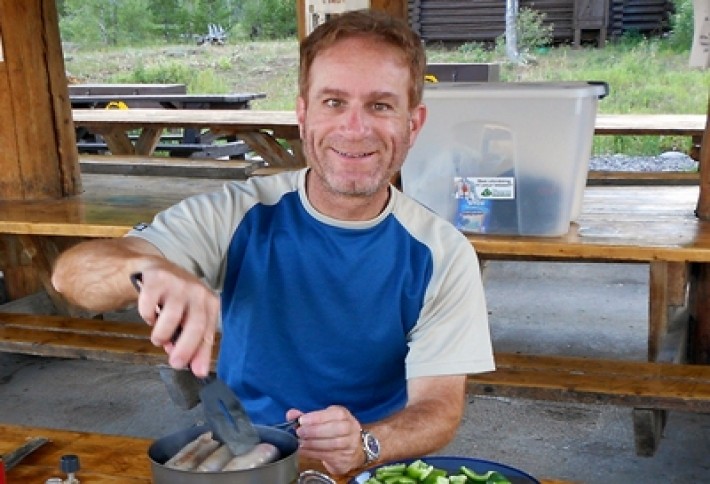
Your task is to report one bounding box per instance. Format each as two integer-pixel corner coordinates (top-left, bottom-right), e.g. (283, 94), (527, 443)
(60, 454), (80, 484)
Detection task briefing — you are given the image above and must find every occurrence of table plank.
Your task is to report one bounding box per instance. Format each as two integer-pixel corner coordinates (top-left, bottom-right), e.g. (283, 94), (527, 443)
(72, 109), (299, 139)
(594, 114), (706, 136)
(1, 177), (710, 263)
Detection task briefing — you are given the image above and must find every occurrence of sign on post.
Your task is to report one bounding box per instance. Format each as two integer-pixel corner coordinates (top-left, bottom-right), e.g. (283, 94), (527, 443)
(304, 0), (370, 36)
(690, 0), (709, 68)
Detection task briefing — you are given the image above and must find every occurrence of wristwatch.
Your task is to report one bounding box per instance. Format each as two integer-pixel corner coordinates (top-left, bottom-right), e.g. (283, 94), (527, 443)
(360, 429), (381, 465)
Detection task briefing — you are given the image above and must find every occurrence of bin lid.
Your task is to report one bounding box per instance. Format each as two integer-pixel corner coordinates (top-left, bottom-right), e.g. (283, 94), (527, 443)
(423, 81), (608, 99)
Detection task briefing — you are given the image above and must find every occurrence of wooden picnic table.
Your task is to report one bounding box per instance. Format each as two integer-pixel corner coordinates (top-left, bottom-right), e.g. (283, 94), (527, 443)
(70, 92), (266, 110)
(1, 175), (709, 456)
(72, 109), (303, 168)
(595, 113), (706, 161)
(0, 423), (570, 483)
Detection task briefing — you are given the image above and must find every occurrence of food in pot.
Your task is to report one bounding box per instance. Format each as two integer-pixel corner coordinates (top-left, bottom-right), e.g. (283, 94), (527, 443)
(196, 444), (234, 472)
(165, 431), (220, 471)
(163, 432), (281, 472)
(221, 442), (280, 471)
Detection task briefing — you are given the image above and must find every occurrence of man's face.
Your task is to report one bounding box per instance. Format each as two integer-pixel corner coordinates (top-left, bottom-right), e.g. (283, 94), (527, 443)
(297, 36), (425, 202)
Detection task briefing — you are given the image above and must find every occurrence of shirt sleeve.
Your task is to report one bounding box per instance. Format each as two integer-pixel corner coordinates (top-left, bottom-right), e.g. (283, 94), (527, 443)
(125, 183), (245, 291)
(397, 195), (496, 379)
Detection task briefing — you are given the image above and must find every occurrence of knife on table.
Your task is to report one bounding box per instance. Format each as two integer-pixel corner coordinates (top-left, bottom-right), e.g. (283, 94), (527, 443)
(1, 437), (49, 471)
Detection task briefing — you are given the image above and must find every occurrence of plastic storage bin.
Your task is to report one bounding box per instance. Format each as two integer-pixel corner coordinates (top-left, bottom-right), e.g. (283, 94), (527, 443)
(402, 81), (607, 236)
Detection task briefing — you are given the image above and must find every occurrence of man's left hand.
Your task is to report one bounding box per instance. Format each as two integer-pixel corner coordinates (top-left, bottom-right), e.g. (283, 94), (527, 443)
(286, 405), (364, 476)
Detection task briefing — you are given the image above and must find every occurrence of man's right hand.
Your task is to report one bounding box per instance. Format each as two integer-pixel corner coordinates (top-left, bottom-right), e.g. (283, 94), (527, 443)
(134, 266), (219, 377)
(51, 237), (219, 377)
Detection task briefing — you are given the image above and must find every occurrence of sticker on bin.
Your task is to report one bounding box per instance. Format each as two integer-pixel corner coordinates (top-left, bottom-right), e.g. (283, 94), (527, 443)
(460, 177), (515, 199)
(454, 177), (514, 233)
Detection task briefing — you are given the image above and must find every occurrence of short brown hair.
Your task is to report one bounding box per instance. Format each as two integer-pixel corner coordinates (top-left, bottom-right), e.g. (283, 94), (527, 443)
(299, 9), (426, 109)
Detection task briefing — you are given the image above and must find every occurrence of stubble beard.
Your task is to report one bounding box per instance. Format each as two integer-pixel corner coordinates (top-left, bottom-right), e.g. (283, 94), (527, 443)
(304, 132), (405, 199)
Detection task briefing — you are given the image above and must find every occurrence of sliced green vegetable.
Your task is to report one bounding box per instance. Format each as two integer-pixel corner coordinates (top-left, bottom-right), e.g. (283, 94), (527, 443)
(375, 463), (407, 480)
(368, 460), (512, 484)
(459, 466), (512, 484)
(384, 477), (417, 484)
(422, 468), (447, 484)
(432, 476), (450, 484)
(485, 471), (512, 483)
(405, 459), (434, 480)
(460, 466), (494, 481)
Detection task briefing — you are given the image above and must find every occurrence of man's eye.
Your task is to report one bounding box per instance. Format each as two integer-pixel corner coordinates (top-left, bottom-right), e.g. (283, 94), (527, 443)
(372, 103), (392, 112)
(325, 99), (342, 108)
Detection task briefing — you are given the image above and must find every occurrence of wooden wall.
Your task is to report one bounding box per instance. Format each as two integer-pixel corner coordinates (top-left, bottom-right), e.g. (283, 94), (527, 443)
(408, 0), (675, 44)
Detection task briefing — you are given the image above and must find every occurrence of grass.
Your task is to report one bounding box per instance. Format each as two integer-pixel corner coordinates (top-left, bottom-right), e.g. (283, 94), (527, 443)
(63, 38), (709, 156)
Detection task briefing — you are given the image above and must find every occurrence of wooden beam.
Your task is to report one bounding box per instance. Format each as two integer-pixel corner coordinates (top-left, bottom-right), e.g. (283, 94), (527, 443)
(0, 0), (80, 201)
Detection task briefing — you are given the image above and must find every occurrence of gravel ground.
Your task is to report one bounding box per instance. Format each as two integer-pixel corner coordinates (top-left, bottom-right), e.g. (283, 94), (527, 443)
(589, 151), (698, 172)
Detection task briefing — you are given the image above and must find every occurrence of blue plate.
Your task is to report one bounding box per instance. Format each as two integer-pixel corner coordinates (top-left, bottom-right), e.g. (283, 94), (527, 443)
(349, 456), (540, 483)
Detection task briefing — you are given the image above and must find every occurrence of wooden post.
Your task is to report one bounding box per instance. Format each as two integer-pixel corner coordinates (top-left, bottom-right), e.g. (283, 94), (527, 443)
(695, 97), (710, 219)
(692, 96), (710, 364)
(0, 0), (81, 201)
(0, 0), (81, 301)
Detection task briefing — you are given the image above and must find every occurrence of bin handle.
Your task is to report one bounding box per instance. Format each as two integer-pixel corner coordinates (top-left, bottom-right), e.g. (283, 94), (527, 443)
(587, 81), (610, 99)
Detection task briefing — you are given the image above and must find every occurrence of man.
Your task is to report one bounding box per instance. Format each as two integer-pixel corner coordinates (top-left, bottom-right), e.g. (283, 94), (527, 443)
(52, 10), (494, 476)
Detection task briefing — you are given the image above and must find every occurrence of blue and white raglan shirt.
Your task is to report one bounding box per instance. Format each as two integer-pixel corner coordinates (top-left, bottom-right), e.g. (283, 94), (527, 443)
(127, 168), (494, 425)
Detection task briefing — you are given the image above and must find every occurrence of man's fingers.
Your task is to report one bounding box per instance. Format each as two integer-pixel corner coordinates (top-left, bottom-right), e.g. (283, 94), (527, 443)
(190, 331), (215, 377)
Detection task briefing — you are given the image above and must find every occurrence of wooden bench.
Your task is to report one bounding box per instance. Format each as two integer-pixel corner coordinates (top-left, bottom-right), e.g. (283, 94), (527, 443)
(78, 154), (259, 179)
(468, 353), (710, 414)
(77, 139), (250, 158)
(0, 423), (573, 483)
(2, 310), (707, 413)
(0, 311), (166, 366)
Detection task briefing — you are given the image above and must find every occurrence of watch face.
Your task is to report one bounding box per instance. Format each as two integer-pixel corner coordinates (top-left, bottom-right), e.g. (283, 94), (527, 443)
(365, 432), (380, 456)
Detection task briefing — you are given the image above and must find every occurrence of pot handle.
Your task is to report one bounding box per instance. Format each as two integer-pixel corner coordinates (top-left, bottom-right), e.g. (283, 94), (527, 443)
(298, 469), (337, 483)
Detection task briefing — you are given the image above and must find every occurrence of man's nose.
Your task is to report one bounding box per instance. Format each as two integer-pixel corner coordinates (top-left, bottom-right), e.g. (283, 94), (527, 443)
(341, 107), (369, 135)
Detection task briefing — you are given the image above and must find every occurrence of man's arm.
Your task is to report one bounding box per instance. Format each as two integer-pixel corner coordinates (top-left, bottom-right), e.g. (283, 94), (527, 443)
(51, 237), (219, 377)
(52, 237), (164, 312)
(287, 374), (467, 476)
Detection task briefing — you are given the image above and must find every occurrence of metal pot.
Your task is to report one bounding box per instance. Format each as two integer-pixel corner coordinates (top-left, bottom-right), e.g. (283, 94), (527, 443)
(148, 424), (299, 484)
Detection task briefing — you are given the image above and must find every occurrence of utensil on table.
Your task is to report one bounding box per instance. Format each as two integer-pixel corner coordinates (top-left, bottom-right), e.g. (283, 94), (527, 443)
(130, 272), (259, 456)
(1, 437), (49, 472)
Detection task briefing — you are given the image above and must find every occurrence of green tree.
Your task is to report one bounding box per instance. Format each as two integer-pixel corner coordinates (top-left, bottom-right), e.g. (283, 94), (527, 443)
(60, 0), (156, 46)
(240, 0), (296, 39)
(150, 0), (191, 42)
(667, 0), (694, 52)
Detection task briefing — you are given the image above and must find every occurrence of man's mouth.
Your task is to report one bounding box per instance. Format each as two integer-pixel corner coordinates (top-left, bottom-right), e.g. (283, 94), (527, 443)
(332, 148), (375, 159)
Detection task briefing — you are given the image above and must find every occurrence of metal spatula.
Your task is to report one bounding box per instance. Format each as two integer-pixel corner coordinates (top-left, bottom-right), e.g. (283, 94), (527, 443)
(130, 273), (259, 455)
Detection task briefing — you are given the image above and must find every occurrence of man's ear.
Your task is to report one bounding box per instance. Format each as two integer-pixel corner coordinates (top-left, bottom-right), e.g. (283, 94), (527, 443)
(407, 103), (427, 148)
(296, 96), (306, 139)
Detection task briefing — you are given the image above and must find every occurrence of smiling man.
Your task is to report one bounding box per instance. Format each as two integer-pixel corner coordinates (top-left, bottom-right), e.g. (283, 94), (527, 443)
(51, 10), (494, 477)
